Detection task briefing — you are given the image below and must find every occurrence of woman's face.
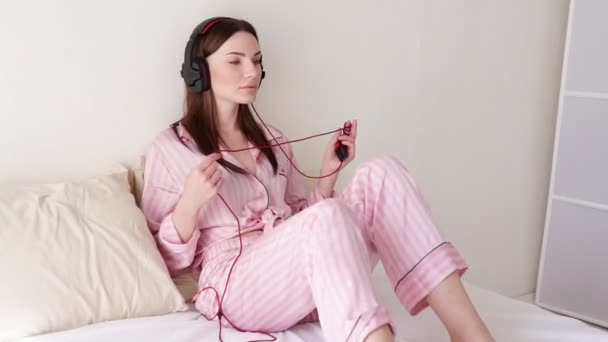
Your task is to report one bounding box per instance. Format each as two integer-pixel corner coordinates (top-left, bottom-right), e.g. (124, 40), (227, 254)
(206, 31), (263, 105)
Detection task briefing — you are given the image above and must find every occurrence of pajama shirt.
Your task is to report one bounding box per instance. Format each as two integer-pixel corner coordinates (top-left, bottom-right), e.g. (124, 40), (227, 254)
(140, 122), (468, 342)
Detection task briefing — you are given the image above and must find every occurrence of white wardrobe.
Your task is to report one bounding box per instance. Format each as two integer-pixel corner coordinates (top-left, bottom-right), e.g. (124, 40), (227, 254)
(536, 0), (608, 329)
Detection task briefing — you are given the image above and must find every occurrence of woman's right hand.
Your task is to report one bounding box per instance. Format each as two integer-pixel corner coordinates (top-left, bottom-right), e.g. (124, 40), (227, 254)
(173, 153), (223, 242)
(179, 153), (224, 213)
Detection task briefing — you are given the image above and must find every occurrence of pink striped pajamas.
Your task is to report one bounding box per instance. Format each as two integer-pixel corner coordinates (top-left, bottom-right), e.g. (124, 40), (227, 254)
(141, 123), (468, 341)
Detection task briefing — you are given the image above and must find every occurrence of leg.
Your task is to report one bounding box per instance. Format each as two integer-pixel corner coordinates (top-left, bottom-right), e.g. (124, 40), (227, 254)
(364, 325), (395, 342)
(427, 271), (494, 341)
(340, 154), (492, 340)
(195, 199), (394, 342)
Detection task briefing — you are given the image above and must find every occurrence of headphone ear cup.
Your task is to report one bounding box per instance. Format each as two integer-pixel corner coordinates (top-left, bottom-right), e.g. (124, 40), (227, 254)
(259, 63), (266, 86)
(192, 57), (210, 92)
(181, 61), (201, 90)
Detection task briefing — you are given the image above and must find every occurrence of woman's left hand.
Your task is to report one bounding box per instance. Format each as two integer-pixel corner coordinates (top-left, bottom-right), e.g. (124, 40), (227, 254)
(317, 120), (357, 195)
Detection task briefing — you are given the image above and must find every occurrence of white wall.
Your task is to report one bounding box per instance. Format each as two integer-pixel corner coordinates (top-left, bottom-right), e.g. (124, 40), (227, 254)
(0, 0), (569, 297)
(0, 0), (421, 189)
(415, 0), (570, 297)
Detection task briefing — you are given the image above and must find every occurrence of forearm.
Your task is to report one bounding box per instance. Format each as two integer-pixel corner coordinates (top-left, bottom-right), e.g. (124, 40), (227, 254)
(317, 170), (338, 198)
(151, 201), (201, 274)
(172, 198), (199, 243)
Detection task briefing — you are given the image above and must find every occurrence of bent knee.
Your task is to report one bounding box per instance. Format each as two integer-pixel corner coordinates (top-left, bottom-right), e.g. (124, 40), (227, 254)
(361, 154), (407, 171)
(310, 198), (352, 217)
(350, 154), (410, 183)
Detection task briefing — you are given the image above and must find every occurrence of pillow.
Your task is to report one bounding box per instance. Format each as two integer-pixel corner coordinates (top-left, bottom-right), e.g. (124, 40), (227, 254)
(0, 168), (187, 340)
(127, 156), (145, 208)
(171, 269), (200, 303)
(127, 156), (199, 303)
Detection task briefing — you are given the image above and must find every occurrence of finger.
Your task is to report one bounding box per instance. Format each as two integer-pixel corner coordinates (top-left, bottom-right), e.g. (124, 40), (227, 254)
(215, 177), (224, 190)
(337, 138), (356, 147)
(341, 141), (356, 160)
(352, 119), (358, 138)
(198, 153), (221, 170)
(337, 135), (355, 142)
(208, 164), (222, 181)
(209, 168), (222, 185)
(343, 120), (352, 135)
(340, 141), (355, 151)
(203, 162), (219, 178)
(329, 129), (340, 145)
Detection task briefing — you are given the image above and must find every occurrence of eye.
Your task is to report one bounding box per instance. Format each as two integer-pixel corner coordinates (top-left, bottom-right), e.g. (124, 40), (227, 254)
(253, 59), (262, 65)
(228, 60), (240, 65)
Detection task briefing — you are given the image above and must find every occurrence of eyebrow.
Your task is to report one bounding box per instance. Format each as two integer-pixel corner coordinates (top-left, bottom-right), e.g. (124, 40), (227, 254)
(226, 51), (262, 57)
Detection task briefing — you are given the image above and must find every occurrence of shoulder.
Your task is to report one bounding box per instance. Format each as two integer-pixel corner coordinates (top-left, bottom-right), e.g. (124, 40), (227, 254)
(145, 126), (183, 156)
(258, 123), (287, 142)
(142, 123), (200, 173)
(141, 124), (200, 187)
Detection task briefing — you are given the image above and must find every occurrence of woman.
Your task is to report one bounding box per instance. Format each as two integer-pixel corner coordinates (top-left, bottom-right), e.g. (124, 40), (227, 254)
(141, 16), (494, 342)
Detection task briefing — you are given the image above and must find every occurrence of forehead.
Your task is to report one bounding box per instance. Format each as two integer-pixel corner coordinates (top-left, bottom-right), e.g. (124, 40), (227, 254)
(215, 31), (260, 53)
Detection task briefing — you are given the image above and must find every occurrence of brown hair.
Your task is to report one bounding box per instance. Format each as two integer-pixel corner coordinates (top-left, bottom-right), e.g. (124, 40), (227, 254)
(180, 18), (278, 175)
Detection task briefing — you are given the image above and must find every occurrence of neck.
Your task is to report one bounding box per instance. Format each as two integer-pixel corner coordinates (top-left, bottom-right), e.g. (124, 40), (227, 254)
(215, 98), (240, 136)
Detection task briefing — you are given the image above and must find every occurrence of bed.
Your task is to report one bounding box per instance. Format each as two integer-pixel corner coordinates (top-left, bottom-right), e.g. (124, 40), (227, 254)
(17, 264), (608, 342)
(2, 166), (606, 342)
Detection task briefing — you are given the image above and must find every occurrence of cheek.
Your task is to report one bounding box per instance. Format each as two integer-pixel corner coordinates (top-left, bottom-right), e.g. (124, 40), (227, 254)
(210, 64), (239, 89)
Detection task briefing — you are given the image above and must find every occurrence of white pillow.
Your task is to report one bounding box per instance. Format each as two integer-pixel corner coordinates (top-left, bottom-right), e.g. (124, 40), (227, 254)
(0, 168), (187, 341)
(127, 157), (198, 303)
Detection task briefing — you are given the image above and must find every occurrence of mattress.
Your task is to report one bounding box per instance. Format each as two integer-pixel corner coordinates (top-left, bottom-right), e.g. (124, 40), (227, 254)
(18, 265), (608, 342)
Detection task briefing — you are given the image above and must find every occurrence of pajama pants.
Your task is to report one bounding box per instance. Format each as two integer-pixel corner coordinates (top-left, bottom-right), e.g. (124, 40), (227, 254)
(194, 155), (468, 342)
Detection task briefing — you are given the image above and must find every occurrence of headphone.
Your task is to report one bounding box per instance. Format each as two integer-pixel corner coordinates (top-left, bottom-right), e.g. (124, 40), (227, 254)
(180, 16), (266, 93)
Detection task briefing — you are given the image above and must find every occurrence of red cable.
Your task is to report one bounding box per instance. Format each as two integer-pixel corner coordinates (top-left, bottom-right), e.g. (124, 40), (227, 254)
(192, 104), (350, 341)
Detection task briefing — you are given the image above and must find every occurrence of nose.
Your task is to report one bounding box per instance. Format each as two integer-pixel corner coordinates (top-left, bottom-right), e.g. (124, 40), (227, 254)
(244, 60), (261, 80)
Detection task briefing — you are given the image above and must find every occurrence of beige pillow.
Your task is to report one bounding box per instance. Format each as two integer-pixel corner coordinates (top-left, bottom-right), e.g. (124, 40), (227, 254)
(127, 155), (145, 208)
(127, 156), (199, 303)
(0, 168), (187, 341)
(171, 269), (200, 303)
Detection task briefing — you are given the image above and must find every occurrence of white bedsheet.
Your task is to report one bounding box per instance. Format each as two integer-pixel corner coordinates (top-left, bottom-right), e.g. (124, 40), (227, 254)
(18, 266), (608, 342)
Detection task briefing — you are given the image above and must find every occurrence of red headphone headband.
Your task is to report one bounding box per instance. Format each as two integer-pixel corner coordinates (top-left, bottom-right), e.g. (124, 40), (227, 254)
(201, 18), (225, 35)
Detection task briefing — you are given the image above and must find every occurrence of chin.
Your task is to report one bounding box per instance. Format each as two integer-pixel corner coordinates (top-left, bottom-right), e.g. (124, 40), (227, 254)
(236, 94), (257, 104)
